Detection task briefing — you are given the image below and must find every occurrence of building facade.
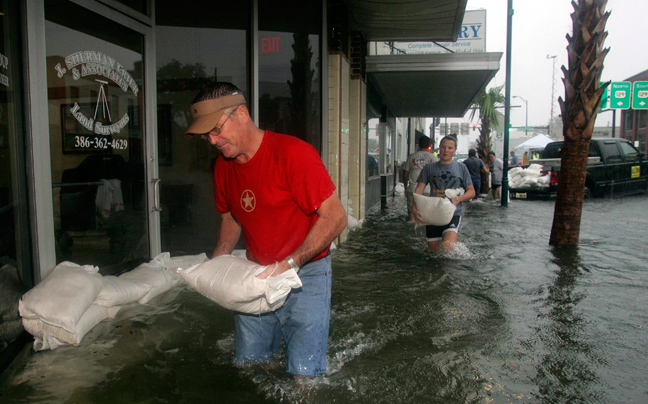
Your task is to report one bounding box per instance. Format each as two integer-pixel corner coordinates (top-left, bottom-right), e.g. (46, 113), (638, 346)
(1, 0), (501, 370)
(620, 69), (648, 153)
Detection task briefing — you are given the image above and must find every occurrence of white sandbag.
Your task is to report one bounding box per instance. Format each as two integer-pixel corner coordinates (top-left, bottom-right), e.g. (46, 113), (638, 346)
(537, 174), (550, 185)
(120, 262), (181, 304)
(413, 193), (456, 226)
(394, 182), (405, 195)
(23, 304), (109, 350)
(444, 188), (465, 199)
(165, 253), (209, 274)
(527, 163), (544, 172)
(94, 276), (152, 308)
(509, 167), (523, 175)
(19, 262), (103, 333)
(177, 255), (302, 314)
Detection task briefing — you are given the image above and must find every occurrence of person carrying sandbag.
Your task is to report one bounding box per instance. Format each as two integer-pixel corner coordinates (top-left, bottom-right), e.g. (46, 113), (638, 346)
(184, 82), (347, 379)
(412, 135), (475, 253)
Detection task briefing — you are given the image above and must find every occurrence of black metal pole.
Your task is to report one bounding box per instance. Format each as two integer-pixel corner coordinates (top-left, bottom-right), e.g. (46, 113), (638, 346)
(502, 0), (514, 207)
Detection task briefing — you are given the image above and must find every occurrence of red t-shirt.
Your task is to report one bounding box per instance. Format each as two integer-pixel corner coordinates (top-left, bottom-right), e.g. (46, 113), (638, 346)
(214, 131), (336, 265)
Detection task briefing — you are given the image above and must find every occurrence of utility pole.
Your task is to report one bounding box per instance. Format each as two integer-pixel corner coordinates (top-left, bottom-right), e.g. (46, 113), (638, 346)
(513, 95), (528, 137)
(502, 0), (514, 207)
(547, 55), (557, 136)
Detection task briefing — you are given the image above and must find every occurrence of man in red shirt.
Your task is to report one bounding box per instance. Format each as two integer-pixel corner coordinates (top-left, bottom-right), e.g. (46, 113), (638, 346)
(185, 82), (346, 377)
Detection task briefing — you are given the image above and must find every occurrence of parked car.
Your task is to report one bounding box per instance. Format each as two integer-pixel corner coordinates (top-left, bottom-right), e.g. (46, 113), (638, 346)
(509, 138), (648, 199)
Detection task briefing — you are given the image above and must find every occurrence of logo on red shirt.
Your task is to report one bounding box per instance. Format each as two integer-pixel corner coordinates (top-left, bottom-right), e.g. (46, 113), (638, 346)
(240, 189), (256, 212)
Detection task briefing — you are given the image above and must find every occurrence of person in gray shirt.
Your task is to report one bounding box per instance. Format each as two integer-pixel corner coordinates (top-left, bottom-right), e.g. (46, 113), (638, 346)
(489, 151), (503, 200)
(413, 135), (475, 253)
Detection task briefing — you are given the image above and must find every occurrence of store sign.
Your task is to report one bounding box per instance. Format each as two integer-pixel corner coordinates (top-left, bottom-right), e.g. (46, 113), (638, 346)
(54, 51), (139, 136)
(371, 10), (487, 55)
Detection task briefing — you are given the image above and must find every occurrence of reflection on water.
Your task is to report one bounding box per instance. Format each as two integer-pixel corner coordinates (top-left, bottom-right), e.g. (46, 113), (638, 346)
(1, 195), (648, 403)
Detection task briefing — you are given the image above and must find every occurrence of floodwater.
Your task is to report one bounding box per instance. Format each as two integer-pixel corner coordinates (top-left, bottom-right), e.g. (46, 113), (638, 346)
(1, 194), (647, 404)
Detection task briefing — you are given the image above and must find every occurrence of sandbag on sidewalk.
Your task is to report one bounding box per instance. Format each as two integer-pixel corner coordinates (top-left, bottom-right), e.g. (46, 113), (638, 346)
(23, 305), (121, 351)
(120, 261), (181, 305)
(94, 276), (153, 308)
(413, 193), (456, 226)
(19, 262), (103, 333)
(177, 255), (302, 314)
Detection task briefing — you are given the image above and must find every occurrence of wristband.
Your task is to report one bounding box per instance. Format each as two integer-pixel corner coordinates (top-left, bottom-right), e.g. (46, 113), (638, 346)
(285, 256), (300, 272)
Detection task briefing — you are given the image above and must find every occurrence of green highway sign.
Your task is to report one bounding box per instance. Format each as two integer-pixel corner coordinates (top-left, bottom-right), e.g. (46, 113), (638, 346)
(610, 81), (631, 109)
(632, 81), (648, 109)
(599, 82), (609, 110)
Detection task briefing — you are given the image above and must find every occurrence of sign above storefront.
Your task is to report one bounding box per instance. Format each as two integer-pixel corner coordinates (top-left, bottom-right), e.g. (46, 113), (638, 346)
(369, 10), (487, 56)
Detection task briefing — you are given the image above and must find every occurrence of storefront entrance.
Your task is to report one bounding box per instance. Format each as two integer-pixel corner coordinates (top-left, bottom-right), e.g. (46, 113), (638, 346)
(44, 1), (151, 272)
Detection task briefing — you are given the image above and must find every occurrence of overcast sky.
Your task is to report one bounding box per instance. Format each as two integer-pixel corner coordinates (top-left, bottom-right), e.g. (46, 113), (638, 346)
(466, 0), (647, 129)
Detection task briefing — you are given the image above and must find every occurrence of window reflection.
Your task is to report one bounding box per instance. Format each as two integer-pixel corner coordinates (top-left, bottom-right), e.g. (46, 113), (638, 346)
(45, 2), (147, 270)
(258, 0), (321, 150)
(155, 2), (250, 256)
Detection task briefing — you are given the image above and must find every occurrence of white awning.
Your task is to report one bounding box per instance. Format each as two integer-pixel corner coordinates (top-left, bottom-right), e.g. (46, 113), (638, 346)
(344, 0), (468, 41)
(366, 52), (503, 117)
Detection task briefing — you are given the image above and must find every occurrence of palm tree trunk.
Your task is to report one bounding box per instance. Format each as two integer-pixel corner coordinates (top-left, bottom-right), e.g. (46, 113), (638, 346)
(549, 0), (610, 246)
(476, 121), (492, 194)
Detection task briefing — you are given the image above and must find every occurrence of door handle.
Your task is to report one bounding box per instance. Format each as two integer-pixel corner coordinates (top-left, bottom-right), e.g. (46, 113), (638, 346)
(152, 178), (162, 212)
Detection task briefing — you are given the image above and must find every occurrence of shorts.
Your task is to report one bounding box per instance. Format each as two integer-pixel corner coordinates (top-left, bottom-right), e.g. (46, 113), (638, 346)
(426, 215), (462, 241)
(491, 183), (501, 189)
(233, 253), (332, 376)
(406, 191), (414, 215)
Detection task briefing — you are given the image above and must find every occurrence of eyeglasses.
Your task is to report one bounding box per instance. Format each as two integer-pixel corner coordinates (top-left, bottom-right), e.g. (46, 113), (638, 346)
(200, 106), (239, 140)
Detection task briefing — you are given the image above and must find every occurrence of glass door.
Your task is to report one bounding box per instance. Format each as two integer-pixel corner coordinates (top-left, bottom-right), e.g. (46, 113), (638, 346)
(44, 1), (149, 273)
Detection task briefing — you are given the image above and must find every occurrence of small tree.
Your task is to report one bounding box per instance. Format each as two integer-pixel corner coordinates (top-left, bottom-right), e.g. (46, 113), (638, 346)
(550, 0), (610, 246)
(470, 85), (505, 193)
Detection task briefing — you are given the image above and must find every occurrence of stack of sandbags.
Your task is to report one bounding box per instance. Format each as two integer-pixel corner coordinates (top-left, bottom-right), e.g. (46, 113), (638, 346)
(177, 255), (302, 314)
(19, 262), (113, 351)
(508, 164), (550, 189)
(19, 252), (208, 350)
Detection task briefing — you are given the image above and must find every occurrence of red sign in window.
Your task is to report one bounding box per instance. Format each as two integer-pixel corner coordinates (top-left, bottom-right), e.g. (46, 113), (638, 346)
(261, 37), (280, 53)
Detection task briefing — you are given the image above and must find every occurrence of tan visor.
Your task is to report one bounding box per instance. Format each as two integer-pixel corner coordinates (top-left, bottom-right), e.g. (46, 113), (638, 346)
(184, 93), (246, 137)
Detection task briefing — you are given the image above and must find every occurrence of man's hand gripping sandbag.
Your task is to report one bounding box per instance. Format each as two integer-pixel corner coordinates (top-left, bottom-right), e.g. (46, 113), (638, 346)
(177, 255), (302, 314)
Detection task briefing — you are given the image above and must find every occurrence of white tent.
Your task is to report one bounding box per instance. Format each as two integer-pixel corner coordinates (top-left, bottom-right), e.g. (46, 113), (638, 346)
(514, 134), (554, 151)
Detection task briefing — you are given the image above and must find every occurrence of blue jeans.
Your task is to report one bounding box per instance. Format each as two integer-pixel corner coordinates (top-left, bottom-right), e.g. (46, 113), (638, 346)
(233, 253), (332, 376)
(472, 178), (481, 199)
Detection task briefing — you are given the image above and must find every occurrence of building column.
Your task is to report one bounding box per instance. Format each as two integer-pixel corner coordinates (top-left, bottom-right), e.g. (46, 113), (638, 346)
(327, 51), (350, 244)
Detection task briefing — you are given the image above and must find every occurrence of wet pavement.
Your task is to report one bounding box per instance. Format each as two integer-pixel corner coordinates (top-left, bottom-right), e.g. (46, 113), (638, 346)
(1, 194), (647, 403)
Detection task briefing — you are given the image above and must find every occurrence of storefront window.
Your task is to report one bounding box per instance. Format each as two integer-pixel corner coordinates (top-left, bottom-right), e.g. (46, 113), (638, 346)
(0, 0), (31, 360)
(155, 2), (250, 256)
(45, 1), (147, 270)
(380, 124), (394, 174)
(258, 0), (322, 150)
(367, 118), (379, 177)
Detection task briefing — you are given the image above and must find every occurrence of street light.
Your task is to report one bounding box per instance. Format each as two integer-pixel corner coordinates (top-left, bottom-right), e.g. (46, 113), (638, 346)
(546, 55), (557, 136)
(513, 95), (528, 137)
